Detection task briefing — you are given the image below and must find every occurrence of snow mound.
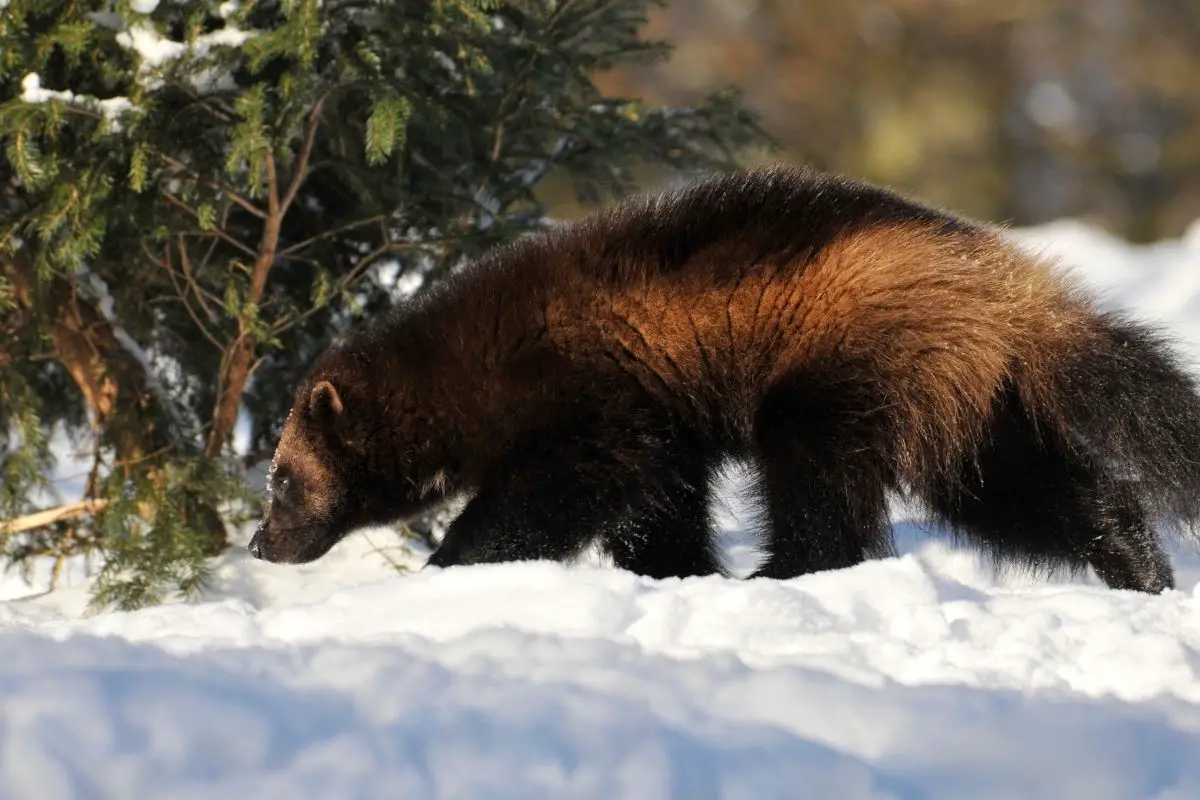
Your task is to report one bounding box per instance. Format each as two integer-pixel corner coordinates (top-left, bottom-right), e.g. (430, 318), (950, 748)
(4, 547), (1200, 799)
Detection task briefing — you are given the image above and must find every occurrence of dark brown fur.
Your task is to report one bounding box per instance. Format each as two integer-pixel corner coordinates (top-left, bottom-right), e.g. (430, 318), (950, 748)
(250, 165), (1200, 592)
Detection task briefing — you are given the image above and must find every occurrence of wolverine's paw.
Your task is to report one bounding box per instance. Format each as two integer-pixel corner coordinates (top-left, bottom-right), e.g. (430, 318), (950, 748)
(423, 546), (459, 570)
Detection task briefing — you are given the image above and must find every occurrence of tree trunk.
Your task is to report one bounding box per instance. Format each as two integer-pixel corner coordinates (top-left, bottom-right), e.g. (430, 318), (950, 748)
(1, 255), (229, 550)
(201, 102), (322, 461)
(203, 212), (281, 459)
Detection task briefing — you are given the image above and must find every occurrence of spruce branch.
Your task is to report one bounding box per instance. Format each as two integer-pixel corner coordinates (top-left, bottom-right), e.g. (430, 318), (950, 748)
(174, 236), (223, 320)
(158, 154), (268, 220)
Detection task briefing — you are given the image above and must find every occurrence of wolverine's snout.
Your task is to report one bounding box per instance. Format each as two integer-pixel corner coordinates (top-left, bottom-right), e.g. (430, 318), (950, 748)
(247, 524), (266, 560)
(246, 516), (343, 565)
(247, 524), (298, 563)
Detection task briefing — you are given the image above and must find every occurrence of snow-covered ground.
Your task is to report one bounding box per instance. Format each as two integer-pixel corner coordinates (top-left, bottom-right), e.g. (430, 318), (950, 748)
(2, 218), (1200, 799)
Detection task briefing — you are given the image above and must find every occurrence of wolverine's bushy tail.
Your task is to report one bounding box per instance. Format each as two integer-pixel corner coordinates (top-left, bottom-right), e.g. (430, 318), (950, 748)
(1038, 310), (1200, 531)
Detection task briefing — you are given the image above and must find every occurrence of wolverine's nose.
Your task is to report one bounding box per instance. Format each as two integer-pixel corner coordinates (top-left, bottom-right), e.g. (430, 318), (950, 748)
(247, 530), (264, 560)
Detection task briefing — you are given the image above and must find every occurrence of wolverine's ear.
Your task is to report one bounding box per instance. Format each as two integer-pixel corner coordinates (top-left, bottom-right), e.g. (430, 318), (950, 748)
(308, 380), (345, 430)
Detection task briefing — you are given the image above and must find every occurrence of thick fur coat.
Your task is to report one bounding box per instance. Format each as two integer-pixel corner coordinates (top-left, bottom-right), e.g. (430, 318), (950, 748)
(249, 166), (1200, 592)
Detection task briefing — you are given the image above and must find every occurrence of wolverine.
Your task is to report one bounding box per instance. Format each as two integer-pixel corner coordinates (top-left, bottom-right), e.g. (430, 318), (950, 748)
(248, 165), (1200, 593)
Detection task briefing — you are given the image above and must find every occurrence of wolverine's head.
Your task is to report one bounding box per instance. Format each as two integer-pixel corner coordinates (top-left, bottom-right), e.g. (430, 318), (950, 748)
(248, 379), (360, 564)
(248, 310), (466, 565)
(248, 366), (456, 565)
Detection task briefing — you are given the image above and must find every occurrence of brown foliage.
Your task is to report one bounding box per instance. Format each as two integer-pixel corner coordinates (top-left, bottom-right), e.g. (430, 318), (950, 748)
(593, 0), (1200, 240)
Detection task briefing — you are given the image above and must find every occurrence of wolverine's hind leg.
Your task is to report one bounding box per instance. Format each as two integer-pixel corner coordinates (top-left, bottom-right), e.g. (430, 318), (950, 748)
(749, 371), (894, 580)
(927, 389), (1174, 593)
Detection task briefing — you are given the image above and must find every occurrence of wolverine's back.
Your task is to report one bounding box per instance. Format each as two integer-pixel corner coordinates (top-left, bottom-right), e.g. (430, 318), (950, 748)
(560, 165), (977, 283)
(506, 167), (1088, 468)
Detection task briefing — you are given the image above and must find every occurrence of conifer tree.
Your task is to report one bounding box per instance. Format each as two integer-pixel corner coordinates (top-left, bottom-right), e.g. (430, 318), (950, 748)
(0, 0), (767, 609)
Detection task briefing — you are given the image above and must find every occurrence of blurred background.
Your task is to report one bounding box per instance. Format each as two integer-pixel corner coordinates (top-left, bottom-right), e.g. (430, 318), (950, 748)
(558, 0), (1200, 242)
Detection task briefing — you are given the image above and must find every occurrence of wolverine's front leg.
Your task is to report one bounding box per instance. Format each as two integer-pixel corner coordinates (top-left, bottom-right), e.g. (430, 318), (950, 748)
(429, 489), (600, 568)
(426, 411), (719, 573)
(426, 416), (650, 569)
(426, 479), (604, 568)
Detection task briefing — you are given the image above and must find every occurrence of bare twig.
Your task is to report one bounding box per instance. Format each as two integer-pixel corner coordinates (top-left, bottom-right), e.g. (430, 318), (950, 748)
(280, 97), (326, 214)
(278, 214), (388, 257)
(158, 154), (267, 220)
(142, 239), (225, 350)
(158, 193), (261, 260)
(1, 499), (111, 537)
(176, 237), (221, 319)
(268, 238), (447, 339)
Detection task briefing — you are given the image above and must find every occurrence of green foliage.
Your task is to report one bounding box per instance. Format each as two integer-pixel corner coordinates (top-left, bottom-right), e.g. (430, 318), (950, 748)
(0, 385), (51, 527)
(88, 458), (255, 612)
(0, 275), (16, 313)
(0, 0), (767, 610)
(226, 84), (272, 197)
(365, 97), (413, 166)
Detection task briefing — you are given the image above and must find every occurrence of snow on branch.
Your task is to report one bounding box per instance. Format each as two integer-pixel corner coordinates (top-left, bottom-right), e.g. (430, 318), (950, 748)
(20, 74), (133, 127)
(113, 9), (256, 94)
(76, 265), (200, 441)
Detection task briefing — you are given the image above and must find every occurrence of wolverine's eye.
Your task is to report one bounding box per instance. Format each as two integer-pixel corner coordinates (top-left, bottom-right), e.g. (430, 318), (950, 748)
(274, 474), (298, 505)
